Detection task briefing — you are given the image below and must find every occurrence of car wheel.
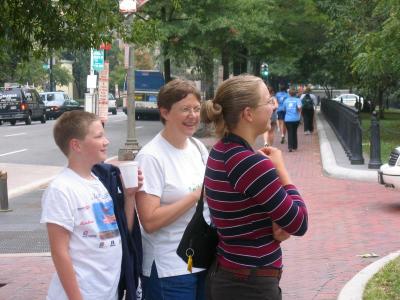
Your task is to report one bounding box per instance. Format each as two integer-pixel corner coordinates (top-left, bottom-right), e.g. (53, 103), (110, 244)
(0, 120), (2, 125)
(41, 112), (47, 123)
(25, 114), (32, 125)
(10, 120), (16, 126)
(112, 109), (117, 115)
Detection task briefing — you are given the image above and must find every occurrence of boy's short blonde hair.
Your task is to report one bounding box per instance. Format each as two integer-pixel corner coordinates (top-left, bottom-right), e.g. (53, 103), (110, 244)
(53, 110), (99, 156)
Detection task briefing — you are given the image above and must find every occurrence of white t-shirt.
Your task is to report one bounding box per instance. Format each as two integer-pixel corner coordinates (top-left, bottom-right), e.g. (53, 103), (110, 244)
(40, 168), (122, 300)
(135, 133), (209, 278)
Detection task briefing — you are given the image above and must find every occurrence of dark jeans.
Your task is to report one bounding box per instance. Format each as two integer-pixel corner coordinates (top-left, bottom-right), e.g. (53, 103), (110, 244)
(142, 262), (206, 300)
(285, 121), (299, 150)
(206, 260), (282, 300)
(302, 108), (314, 132)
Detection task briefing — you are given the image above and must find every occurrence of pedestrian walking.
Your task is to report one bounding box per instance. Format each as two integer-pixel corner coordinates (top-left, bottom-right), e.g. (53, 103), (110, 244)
(41, 111), (143, 300)
(300, 85), (317, 134)
(263, 85), (278, 147)
(134, 79), (209, 300)
(284, 87), (302, 152)
(276, 84), (288, 144)
(201, 75), (308, 300)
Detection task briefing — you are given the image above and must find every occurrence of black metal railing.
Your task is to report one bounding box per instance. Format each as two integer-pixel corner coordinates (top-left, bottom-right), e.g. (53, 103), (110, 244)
(321, 98), (364, 164)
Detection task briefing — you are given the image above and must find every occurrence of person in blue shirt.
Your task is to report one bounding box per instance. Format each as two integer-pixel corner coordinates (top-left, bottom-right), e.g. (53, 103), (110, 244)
(283, 87), (302, 152)
(275, 84), (288, 144)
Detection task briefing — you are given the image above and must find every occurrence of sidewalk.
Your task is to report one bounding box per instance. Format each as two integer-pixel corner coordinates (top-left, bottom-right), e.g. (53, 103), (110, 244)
(0, 111), (399, 299)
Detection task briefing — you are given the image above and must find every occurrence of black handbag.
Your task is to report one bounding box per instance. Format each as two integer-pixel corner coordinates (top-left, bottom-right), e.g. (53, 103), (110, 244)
(176, 183), (218, 272)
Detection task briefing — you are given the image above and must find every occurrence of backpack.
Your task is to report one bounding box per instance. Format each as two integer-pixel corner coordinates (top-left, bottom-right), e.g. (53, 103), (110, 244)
(302, 94), (314, 109)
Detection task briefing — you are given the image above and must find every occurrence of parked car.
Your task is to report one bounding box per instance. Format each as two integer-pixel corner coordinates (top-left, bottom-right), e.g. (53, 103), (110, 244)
(39, 91), (79, 119)
(378, 146), (400, 189)
(0, 86), (47, 125)
(108, 93), (117, 115)
(332, 93), (364, 110)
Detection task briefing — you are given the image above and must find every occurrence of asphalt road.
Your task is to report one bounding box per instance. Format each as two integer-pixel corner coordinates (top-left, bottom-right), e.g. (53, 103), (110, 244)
(0, 110), (163, 166)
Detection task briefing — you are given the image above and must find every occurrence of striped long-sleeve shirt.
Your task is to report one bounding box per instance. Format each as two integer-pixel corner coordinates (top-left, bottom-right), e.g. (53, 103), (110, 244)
(205, 133), (308, 269)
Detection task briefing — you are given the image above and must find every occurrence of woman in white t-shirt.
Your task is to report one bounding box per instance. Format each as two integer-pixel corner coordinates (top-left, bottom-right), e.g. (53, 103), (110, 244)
(135, 79), (209, 300)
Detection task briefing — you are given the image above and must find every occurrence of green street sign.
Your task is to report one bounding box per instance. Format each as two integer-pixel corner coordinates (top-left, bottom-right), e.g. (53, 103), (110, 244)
(92, 49), (104, 72)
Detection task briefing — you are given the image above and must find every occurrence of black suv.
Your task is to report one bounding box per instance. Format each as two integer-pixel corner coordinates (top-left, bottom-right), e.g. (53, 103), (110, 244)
(0, 86), (47, 125)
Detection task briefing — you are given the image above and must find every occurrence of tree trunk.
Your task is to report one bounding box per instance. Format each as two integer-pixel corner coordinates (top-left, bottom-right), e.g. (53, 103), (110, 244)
(240, 47), (248, 74)
(378, 88), (384, 119)
(202, 56), (214, 99)
(252, 60), (260, 77)
(232, 59), (241, 75)
(221, 48), (230, 80)
(164, 58), (171, 83)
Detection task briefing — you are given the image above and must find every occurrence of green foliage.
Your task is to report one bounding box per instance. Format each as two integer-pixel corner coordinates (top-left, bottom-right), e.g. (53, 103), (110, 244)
(0, 0), (124, 58)
(364, 256), (400, 299)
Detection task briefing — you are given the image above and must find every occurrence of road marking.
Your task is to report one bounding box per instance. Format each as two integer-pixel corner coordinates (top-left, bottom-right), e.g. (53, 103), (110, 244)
(0, 149), (27, 157)
(4, 133), (27, 137)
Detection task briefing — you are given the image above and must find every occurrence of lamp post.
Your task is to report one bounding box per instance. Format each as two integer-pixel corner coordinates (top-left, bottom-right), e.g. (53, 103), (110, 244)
(118, 1), (141, 161)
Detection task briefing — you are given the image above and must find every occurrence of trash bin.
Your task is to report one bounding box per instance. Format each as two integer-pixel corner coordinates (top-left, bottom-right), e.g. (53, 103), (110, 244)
(0, 171), (11, 212)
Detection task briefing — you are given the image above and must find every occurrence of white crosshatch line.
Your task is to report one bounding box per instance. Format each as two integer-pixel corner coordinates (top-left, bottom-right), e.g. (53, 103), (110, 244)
(0, 149), (27, 157)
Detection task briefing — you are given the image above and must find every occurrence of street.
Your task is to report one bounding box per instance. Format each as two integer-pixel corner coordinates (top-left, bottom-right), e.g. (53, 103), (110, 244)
(0, 111), (163, 166)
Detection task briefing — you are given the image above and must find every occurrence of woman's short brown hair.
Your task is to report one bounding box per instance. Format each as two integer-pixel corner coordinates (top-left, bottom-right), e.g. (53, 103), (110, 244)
(157, 79), (201, 124)
(201, 74), (264, 138)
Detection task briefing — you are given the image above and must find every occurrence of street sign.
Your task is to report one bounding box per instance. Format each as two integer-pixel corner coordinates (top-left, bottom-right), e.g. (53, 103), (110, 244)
(92, 49), (104, 72)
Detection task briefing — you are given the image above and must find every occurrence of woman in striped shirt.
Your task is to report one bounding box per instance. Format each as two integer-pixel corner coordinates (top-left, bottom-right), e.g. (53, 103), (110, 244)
(201, 75), (308, 300)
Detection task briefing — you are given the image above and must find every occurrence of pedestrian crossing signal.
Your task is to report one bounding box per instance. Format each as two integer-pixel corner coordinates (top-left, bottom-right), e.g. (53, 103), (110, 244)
(260, 63), (269, 80)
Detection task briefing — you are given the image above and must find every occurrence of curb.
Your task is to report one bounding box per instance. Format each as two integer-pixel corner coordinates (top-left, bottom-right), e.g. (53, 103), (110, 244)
(316, 113), (377, 182)
(337, 250), (400, 300)
(9, 177), (55, 200)
(0, 252), (51, 258)
(7, 156), (119, 200)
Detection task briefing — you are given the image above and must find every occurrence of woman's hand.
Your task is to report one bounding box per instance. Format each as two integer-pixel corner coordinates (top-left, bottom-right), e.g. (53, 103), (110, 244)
(272, 222), (290, 242)
(259, 146), (285, 170)
(258, 146), (292, 186)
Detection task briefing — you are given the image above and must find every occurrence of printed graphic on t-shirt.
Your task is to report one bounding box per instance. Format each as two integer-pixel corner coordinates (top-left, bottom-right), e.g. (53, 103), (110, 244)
(287, 101), (297, 113)
(92, 200), (120, 240)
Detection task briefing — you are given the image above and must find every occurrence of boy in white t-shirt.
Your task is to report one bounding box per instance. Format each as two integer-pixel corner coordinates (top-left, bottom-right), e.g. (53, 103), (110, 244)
(41, 111), (142, 300)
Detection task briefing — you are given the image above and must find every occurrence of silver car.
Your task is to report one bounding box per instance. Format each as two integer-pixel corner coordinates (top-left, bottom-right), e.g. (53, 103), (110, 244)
(378, 146), (400, 189)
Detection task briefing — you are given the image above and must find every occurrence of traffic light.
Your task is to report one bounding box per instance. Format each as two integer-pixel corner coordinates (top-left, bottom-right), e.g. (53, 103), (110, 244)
(260, 63), (269, 80)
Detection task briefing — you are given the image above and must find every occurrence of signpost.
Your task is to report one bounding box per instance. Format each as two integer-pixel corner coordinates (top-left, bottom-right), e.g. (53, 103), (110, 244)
(98, 62), (109, 123)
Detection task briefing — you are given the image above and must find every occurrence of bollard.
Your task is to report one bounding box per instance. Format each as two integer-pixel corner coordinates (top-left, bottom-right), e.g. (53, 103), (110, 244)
(368, 111), (382, 169)
(0, 171), (11, 212)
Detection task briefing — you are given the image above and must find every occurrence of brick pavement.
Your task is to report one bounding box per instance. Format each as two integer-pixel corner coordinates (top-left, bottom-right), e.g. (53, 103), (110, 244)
(275, 129), (400, 299)
(0, 124), (399, 299)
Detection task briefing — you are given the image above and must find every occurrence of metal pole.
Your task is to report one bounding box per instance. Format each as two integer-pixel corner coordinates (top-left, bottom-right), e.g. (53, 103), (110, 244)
(118, 15), (141, 161)
(368, 111), (382, 169)
(0, 171), (11, 212)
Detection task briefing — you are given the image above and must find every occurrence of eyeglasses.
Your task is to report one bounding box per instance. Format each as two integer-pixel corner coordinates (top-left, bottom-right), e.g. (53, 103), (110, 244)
(257, 97), (274, 107)
(179, 106), (201, 115)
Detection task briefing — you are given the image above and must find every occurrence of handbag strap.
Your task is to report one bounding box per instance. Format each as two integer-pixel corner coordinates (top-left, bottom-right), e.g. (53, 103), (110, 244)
(195, 181), (205, 212)
(189, 136), (207, 210)
(189, 137), (206, 165)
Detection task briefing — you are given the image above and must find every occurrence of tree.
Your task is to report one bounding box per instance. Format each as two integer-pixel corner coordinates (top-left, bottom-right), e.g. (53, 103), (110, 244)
(0, 0), (124, 58)
(317, 0), (400, 117)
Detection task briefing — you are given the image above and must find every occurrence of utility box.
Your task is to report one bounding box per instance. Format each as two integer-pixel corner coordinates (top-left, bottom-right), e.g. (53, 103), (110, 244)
(0, 171), (11, 212)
